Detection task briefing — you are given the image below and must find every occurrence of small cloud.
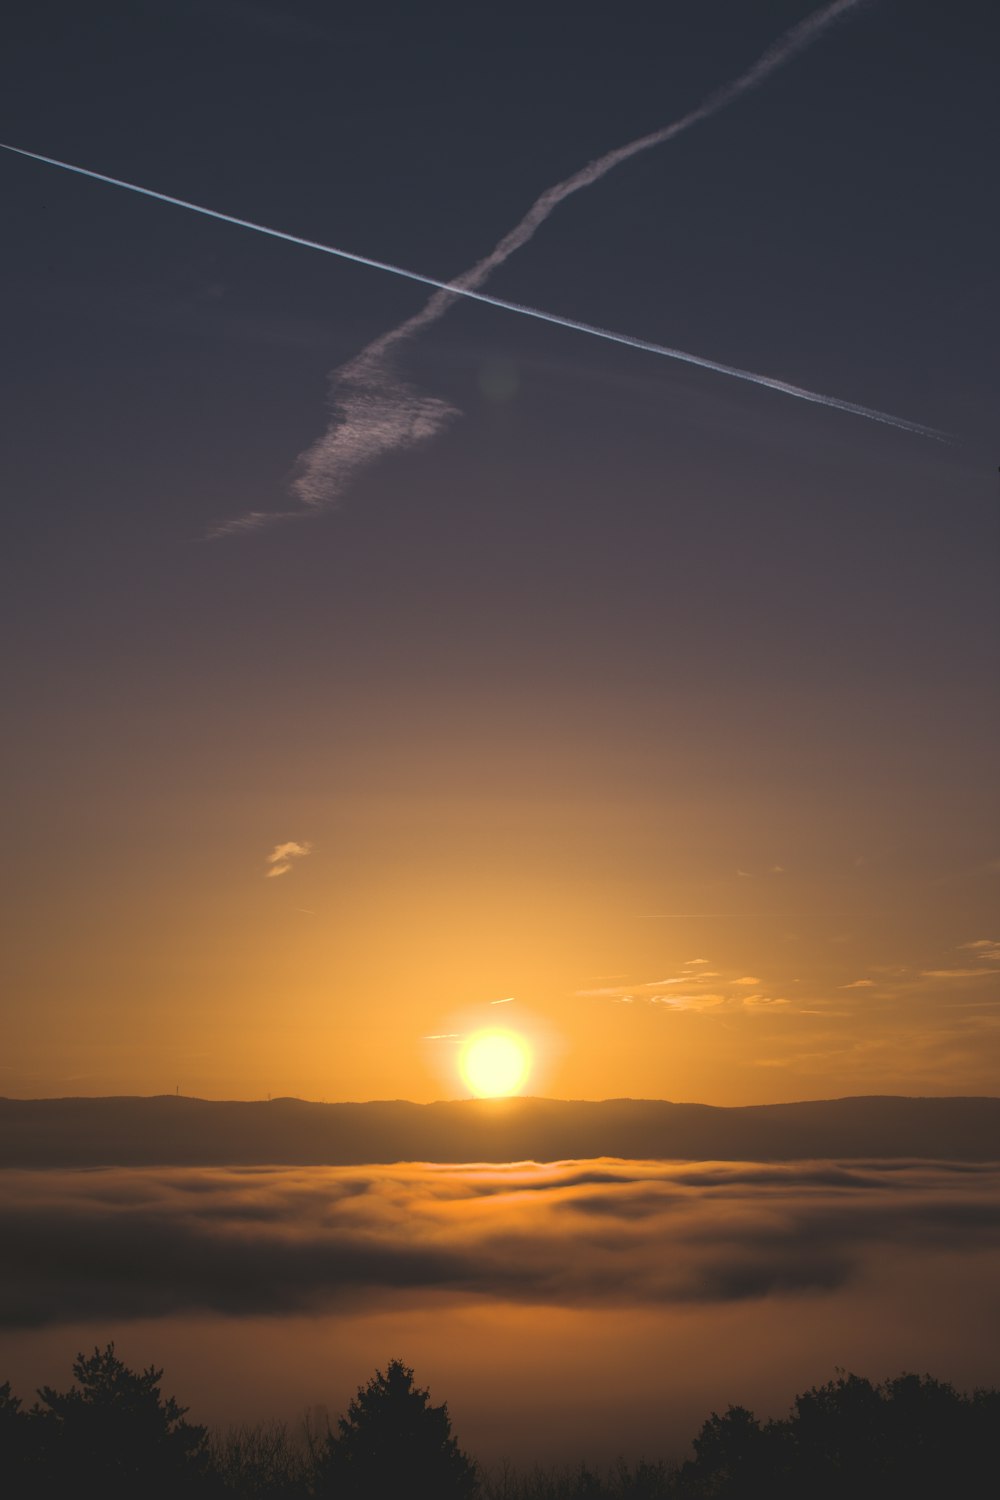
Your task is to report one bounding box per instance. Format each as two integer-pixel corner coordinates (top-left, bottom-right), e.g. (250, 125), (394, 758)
(265, 840), (312, 879)
(961, 940), (1000, 962)
(577, 978), (683, 998)
(649, 993), (726, 1011)
(841, 979), (875, 989)
(489, 997), (514, 1006)
(685, 958), (709, 966)
(921, 968), (1000, 980)
(770, 865), (785, 875)
(733, 976), (761, 986)
(737, 869), (753, 878)
(424, 1033), (463, 1041)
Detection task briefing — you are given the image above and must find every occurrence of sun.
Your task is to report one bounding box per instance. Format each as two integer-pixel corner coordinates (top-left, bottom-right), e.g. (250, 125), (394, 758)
(459, 1030), (532, 1098)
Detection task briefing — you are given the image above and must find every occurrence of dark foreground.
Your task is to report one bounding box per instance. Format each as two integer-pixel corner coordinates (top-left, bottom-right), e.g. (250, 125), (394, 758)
(2, 1346), (997, 1500)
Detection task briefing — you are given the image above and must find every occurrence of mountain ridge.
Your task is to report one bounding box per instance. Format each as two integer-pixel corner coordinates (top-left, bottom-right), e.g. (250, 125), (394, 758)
(1, 1093), (997, 1167)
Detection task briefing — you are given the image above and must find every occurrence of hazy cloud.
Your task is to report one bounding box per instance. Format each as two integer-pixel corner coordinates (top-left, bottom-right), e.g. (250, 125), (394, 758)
(921, 968), (1000, 980)
(265, 840), (312, 878)
(960, 940), (1000, 962)
(650, 993), (727, 1012)
(576, 966), (816, 1015)
(2, 1159), (998, 1329)
(842, 979), (875, 989)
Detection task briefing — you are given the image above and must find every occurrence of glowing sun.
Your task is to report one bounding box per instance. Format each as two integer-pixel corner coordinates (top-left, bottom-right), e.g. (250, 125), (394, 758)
(459, 1030), (532, 1098)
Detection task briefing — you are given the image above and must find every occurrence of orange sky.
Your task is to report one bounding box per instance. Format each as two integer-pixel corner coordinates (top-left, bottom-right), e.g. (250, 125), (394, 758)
(5, 708), (997, 1101)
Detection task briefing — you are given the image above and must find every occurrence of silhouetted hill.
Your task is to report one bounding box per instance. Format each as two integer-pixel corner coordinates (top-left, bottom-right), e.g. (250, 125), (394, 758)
(0, 1094), (997, 1167)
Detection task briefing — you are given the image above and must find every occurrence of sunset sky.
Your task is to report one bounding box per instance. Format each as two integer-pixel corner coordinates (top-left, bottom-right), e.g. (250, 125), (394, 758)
(2, 0), (998, 1108)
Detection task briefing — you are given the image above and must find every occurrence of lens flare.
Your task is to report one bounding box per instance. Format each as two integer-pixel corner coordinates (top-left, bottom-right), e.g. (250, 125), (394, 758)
(459, 1031), (532, 1098)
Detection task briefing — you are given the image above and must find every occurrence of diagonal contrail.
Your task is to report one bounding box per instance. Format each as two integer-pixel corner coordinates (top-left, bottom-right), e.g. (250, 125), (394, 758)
(282, 0), (940, 531)
(1, 137), (937, 449)
(0, 1), (941, 536)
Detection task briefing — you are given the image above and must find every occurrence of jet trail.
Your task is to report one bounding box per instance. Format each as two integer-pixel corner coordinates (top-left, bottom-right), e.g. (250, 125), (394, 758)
(0, 136), (940, 443)
(0, 0), (941, 534)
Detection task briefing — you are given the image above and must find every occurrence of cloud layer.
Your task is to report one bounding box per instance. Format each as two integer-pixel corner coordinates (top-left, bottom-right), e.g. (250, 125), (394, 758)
(3, 1158), (999, 1329)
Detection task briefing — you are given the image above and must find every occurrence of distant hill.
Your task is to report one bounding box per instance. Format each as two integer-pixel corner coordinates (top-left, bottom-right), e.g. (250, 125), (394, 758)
(1, 1094), (997, 1167)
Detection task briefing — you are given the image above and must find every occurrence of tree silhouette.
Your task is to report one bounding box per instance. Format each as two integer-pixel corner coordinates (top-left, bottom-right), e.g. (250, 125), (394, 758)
(0, 1379), (43, 1494)
(314, 1359), (478, 1500)
(674, 1370), (1000, 1500)
(679, 1403), (787, 1497)
(32, 1343), (212, 1498)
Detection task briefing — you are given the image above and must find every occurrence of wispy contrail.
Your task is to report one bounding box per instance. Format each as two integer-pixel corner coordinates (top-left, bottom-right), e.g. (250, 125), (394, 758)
(280, 0), (939, 527)
(0, 1), (939, 534)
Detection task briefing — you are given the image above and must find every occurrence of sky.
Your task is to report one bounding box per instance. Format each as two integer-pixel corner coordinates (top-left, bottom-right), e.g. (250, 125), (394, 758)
(1, 0), (998, 1105)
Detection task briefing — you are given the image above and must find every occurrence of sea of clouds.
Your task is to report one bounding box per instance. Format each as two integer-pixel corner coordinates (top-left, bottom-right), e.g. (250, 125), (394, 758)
(4, 1158), (1000, 1328)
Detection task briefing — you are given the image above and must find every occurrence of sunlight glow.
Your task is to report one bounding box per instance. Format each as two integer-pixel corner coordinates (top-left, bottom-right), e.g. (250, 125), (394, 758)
(459, 1030), (532, 1098)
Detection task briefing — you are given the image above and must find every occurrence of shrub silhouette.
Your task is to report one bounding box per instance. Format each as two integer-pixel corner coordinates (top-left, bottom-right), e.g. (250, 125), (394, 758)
(211, 1419), (310, 1498)
(31, 1343), (212, 1499)
(314, 1358), (478, 1500)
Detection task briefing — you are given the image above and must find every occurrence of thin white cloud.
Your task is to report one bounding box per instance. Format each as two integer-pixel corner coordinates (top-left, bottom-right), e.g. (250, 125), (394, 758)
(265, 840), (312, 878)
(577, 978), (684, 998)
(580, 972), (816, 1017)
(921, 968), (1000, 980)
(649, 993), (727, 1012)
(961, 940), (1000, 962)
(842, 979), (875, 989)
(490, 997), (514, 1005)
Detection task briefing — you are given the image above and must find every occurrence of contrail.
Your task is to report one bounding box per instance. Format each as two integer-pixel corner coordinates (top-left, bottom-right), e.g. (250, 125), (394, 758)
(0, 1), (940, 533)
(281, 0), (941, 527)
(0, 134), (940, 443)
